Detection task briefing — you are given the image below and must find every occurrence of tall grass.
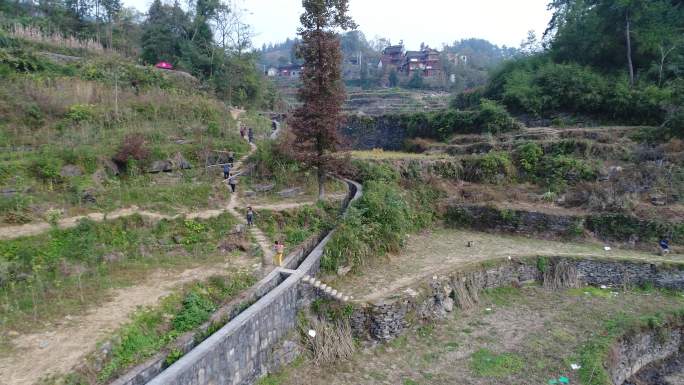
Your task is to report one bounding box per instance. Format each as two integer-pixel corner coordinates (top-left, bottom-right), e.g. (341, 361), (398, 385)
(4, 23), (105, 53)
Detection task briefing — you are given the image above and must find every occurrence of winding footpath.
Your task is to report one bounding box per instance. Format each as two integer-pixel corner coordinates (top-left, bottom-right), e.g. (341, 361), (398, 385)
(0, 112), (300, 385)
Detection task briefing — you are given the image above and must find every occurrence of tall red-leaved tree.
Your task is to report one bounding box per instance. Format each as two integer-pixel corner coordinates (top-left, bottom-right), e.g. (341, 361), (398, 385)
(289, 0), (356, 200)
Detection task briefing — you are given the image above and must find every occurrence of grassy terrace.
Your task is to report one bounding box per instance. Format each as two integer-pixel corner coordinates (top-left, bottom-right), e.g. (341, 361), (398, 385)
(347, 150), (452, 160)
(0, 213), (246, 336)
(333, 227), (684, 301)
(264, 286), (684, 385)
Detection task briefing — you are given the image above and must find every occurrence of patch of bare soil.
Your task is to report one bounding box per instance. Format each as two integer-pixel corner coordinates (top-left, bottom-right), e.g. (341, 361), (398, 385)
(334, 228), (684, 301)
(0, 259), (258, 385)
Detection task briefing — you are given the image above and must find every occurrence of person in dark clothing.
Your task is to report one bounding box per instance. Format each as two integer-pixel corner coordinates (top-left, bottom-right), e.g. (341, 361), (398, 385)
(660, 238), (671, 255)
(228, 152), (234, 165)
(246, 207), (254, 227)
(248, 127), (254, 143)
(271, 120), (277, 132)
(223, 163), (231, 179)
(228, 174), (237, 193)
(240, 126), (246, 139)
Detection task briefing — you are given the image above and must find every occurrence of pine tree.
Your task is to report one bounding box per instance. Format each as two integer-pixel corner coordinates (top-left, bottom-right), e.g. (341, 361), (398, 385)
(289, 0), (356, 200)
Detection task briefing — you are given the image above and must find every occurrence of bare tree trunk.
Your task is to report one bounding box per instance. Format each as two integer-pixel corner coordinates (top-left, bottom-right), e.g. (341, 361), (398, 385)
(318, 166), (326, 201)
(625, 12), (634, 87)
(658, 45), (676, 87)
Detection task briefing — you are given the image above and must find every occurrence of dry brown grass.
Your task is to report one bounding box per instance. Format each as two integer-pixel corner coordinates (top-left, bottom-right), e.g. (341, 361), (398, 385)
(6, 24), (105, 53)
(300, 318), (355, 365)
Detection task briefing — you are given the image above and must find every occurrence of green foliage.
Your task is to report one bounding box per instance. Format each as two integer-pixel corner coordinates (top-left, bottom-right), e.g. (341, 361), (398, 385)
(322, 175), (439, 272)
(65, 104), (96, 122)
(474, 99), (521, 134)
(30, 153), (63, 184)
(585, 214), (684, 243)
(463, 152), (515, 184)
(470, 348), (525, 378)
(164, 348), (184, 366)
(352, 160), (400, 184)
(539, 155), (597, 191)
(514, 142), (544, 174)
(407, 71), (424, 89)
(485, 39), (679, 125)
(255, 202), (337, 252)
(537, 256), (550, 274)
(172, 291), (216, 332)
(98, 272), (254, 381)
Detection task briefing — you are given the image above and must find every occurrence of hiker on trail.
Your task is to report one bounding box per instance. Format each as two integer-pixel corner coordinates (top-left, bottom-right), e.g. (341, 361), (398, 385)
(228, 151), (234, 165)
(274, 240), (285, 266)
(223, 163), (231, 179)
(660, 238), (671, 255)
(228, 173), (238, 193)
(248, 127), (254, 143)
(246, 207), (254, 227)
(271, 120), (277, 132)
(240, 126), (246, 139)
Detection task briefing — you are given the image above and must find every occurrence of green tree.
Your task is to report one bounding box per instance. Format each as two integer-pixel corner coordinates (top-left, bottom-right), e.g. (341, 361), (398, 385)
(388, 68), (399, 87)
(407, 70), (424, 89)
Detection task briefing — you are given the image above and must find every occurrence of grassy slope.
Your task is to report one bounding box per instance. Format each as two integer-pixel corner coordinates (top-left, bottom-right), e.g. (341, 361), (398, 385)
(0, 39), (249, 224)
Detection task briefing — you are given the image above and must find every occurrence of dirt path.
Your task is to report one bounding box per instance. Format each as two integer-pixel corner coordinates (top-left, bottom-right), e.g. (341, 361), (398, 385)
(0, 260), (255, 385)
(0, 108), (268, 385)
(334, 228), (684, 302)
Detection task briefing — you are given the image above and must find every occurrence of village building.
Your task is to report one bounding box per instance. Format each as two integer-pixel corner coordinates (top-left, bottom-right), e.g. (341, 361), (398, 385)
(401, 47), (441, 77)
(379, 43), (405, 70)
(277, 64), (304, 77)
(378, 42), (443, 78)
(265, 66), (278, 77)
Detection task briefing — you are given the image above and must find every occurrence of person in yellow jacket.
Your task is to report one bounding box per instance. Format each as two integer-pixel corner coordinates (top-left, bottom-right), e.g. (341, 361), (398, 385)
(274, 240), (285, 266)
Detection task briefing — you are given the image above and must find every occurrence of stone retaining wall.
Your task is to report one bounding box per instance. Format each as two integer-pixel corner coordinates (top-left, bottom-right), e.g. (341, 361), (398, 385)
(142, 179), (361, 385)
(447, 204), (684, 247)
(610, 327), (684, 385)
(351, 256), (684, 342)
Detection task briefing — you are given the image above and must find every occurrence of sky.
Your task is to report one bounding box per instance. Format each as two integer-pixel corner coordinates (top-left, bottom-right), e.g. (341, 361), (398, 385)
(121, 0), (554, 50)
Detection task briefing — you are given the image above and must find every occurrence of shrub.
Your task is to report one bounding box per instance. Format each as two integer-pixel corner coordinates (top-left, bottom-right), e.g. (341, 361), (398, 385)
(352, 160), (400, 184)
(474, 99), (521, 134)
(114, 134), (151, 167)
(451, 87), (485, 109)
(539, 155), (596, 191)
(322, 177), (438, 272)
(65, 104), (96, 122)
(463, 152), (515, 184)
(30, 153), (63, 183)
(514, 142), (544, 175)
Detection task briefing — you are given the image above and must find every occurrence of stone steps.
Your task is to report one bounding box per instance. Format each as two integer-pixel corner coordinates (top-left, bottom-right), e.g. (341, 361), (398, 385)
(300, 275), (353, 302)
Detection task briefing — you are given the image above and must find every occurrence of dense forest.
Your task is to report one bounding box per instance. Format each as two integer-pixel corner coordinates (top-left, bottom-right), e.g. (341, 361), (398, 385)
(478, 0), (683, 133)
(0, 0), (274, 107)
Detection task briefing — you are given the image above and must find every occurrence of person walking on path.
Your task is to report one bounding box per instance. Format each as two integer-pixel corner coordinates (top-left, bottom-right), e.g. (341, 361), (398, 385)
(660, 237), (671, 255)
(246, 207), (254, 227)
(240, 126), (246, 139)
(248, 127), (254, 143)
(274, 240), (285, 266)
(228, 151), (234, 165)
(228, 173), (238, 193)
(223, 163), (231, 180)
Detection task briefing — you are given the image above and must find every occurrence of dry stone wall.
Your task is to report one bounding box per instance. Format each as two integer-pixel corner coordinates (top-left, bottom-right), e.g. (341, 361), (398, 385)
(351, 257), (684, 342)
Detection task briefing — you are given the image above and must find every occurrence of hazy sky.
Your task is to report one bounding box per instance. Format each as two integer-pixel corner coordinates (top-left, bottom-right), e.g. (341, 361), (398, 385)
(121, 0), (554, 50)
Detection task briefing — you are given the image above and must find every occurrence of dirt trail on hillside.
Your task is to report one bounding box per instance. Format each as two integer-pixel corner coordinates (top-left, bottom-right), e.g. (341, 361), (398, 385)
(335, 228), (684, 302)
(0, 261), (255, 385)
